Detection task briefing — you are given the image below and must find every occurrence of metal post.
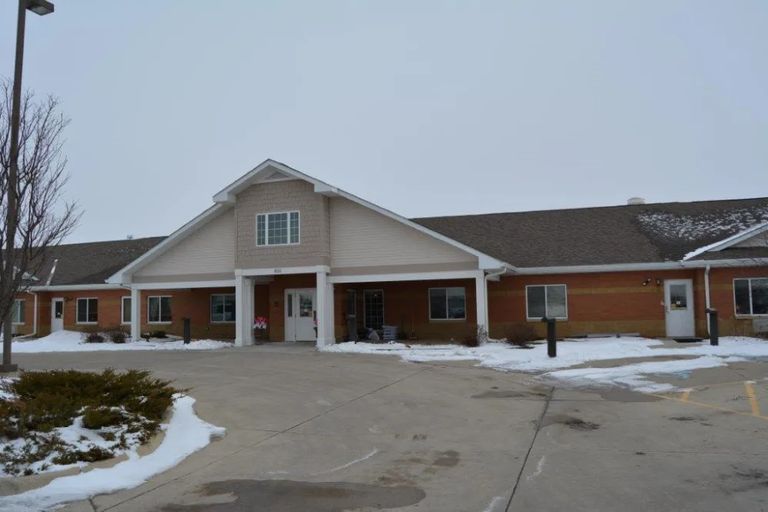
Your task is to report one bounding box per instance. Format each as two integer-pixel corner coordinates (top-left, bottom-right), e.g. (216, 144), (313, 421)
(542, 317), (556, 357)
(707, 308), (719, 346)
(183, 318), (191, 344)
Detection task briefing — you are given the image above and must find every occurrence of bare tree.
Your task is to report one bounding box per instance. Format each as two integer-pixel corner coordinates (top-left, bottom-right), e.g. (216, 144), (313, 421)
(0, 78), (79, 370)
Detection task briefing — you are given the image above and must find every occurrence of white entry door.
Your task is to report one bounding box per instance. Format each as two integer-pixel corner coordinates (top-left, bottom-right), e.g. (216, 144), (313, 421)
(285, 288), (316, 341)
(51, 298), (64, 332)
(664, 279), (695, 337)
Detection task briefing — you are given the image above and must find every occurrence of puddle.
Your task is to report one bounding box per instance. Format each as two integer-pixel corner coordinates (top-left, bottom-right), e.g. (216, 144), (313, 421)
(162, 479), (426, 512)
(432, 450), (460, 467)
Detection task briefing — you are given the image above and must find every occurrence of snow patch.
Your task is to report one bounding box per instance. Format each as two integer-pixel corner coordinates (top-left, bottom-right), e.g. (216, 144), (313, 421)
(0, 395), (224, 511)
(637, 208), (768, 243)
(1, 330), (231, 353)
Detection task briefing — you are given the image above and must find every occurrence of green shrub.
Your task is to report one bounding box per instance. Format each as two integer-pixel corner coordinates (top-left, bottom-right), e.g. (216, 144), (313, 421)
(505, 323), (539, 347)
(150, 330), (167, 339)
(107, 329), (127, 344)
(0, 369), (180, 476)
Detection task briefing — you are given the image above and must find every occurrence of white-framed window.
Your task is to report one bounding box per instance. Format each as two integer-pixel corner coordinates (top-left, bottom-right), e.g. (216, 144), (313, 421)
(526, 284), (568, 320)
(734, 278), (768, 316)
(12, 299), (25, 325)
(76, 297), (99, 324)
(364, 289), (384, 330)
(210, 294), (236, 323)
(121, 296), (131, 325)
(256, 211), (300, 246)
(148, 296), (172, 323)
(429, 287), (466, 320)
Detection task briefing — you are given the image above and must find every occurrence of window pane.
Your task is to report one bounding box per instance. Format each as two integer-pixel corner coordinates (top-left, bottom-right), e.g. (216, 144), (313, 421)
(77, 299), (87, 323)
(669, 284), (688, 310)
(430, 288), (447, 319)
(87, 298), (98, 323)
(12, 300), (24, 323)
(268, 213), (288, 245)
(122, 298), (131, 323)
(211, 295), (222, 322)
(299, 294), (313, 318)
(527, 286), (546, 319)
(446, 288), (466, 319)
(149, 297), (160, 322)
(752, 279), (768, 315)
(547, 285), (567, 318)
(256, 215), (266, 246)
(289, 212), (299, 244)
(734, 279), (751, 315)
(160, 297), (172, 322)
(224, 295), (236, 321)
(364, 290), (384, 330)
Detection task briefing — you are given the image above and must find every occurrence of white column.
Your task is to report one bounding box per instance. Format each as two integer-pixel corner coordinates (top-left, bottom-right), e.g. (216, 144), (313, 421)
(475, 272), (489, 339)
(130, 287), (141, 341)
(235, 275), (254, 346)
(316, 271), (328, 347)
(325, 281), (335, 344)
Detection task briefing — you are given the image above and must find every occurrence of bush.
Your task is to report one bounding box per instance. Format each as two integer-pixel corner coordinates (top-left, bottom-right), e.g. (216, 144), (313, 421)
(505, 323), (539, 348)
(0, 369), (181, 476)
(462, 335), (480, 347)
(150, 330), (167, 339)
(106, 329), (127, 344)
(84, 332), (105, 344)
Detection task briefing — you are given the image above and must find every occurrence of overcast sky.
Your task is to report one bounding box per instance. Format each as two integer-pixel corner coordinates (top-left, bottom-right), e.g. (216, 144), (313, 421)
(1, 1), (766, 243)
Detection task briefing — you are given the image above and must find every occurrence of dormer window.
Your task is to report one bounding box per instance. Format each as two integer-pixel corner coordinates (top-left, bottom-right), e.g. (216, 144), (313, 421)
(256, 211), (300, 246)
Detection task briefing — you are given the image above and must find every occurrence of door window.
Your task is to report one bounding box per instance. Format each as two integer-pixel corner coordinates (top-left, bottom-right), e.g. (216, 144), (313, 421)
(54, 301), (63, 319)
(299, 294), (313, 317)
(669, 284), (688, 310)
(364, 290), (384, 330)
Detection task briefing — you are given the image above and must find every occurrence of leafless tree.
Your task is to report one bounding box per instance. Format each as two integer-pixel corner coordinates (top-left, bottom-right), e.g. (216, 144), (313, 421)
(0, 78), (79, 368)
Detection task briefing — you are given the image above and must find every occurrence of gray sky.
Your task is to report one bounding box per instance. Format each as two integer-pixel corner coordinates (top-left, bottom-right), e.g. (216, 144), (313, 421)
(1, 1), (766, 243)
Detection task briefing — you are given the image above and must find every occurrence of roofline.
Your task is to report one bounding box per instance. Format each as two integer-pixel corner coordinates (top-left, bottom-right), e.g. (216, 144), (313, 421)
(213, 159), (510, 270)
(29, 283), (126, 292)
(681, 221), (768, 261)
(106, 204), (230, 284)
(512, 258), (768, 275)
(413, 196), (768, 222)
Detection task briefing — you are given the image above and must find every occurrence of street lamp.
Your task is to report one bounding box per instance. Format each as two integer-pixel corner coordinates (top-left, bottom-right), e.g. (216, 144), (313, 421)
(1, 0), (55, 373)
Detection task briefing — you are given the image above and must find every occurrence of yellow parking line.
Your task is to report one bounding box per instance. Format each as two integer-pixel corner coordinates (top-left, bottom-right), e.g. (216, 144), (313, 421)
(680, 389), (691, 402)
(745, 381), (761, 417)
(651, 393), (768, 421)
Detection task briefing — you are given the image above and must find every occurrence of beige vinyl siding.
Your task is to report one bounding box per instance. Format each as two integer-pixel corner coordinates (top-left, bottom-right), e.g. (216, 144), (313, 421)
(135, 208), (235, 278)
(734, 230), (768, 248)
(235, 180), (331, 268)
(329, 197), (477, 269)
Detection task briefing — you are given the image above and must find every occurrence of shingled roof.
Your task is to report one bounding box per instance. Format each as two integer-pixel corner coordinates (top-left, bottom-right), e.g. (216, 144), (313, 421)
(413, 197), (768, 268)
(31, 237), (166, 286)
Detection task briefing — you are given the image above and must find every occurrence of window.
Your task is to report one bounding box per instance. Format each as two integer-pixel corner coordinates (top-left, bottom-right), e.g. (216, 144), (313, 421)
(11, 299), (25, 324)
(429, 287), (466, 320)
(121, 296), (131, 324)
(148, 296), (172, 323)
(734, 278), (768, 316)
(364, 289), (384, 330)
(76, 298), (98, 324)
(526, 284), (567, 320)
(256, 211), (300, 246)
(210, 294), (236, 323)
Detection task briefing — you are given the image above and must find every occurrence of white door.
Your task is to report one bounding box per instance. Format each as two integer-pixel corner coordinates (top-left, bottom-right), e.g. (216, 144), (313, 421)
(664, 279), (695, 337)
(51, 298), (64, 332)
(284, 289), (316, 341)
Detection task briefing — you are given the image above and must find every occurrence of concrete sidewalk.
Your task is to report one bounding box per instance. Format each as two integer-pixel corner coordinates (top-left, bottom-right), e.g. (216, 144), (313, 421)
(6, 345), (768, 511)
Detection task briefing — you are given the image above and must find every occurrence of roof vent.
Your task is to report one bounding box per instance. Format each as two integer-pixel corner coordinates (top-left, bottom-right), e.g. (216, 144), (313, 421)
(627, 197), (645, 205)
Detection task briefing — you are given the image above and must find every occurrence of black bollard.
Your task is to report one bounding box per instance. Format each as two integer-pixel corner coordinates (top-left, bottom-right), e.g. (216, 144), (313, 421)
(542, 317), (557, 357)
(183, 317), (191, 344)
(706, 308), (719, 346)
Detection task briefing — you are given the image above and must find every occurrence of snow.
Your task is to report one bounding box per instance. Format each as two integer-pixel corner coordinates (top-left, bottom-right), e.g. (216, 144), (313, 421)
(0, 395), (225, 512)
(1, 330), (232, 353)
(637, 208), (768, 243)
(322, 336), (768, 392)
(682, 221), (768, 260)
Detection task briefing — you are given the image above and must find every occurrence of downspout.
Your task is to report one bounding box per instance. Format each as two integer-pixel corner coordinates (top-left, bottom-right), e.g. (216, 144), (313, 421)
(704, 264), (711, 335)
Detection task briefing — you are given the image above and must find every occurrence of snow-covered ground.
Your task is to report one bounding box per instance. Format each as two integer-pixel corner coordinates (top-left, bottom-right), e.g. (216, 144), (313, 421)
(322, 336), (768, 392)
(1, 330), (231, 353)
(0, 395), (225, 512)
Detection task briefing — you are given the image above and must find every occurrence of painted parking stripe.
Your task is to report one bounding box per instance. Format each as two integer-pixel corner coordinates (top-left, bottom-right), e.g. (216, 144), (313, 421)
(745, 381), (761, 417)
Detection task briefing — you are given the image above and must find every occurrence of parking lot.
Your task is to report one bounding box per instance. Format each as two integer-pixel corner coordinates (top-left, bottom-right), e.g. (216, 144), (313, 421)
(8, 344), (768, 512)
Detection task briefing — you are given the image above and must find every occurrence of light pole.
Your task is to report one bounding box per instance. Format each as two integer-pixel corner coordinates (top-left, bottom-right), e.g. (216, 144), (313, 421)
(1, 0), (54, 373)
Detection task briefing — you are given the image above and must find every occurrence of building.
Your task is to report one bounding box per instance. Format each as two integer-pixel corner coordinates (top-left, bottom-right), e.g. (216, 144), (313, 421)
(13, 160), (768, 344)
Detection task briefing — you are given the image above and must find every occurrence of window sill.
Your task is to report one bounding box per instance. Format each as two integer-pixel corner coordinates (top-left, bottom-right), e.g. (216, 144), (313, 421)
(735, 314), (768, 319)
(210, 321), (236, 324)
(148, 321), (172, 325)
(526, 317), (568, 322)
(77, 322), (98, 325)
(429, 318), (467, 322)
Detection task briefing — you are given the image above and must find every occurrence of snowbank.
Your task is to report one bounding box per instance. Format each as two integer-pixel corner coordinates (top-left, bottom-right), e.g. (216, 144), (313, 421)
(322, 336), (768, 391)
(0, 395), (225, 512)
(1, 330), (231, 353)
